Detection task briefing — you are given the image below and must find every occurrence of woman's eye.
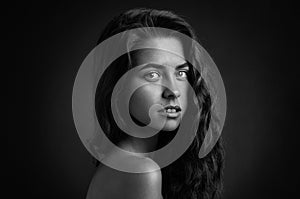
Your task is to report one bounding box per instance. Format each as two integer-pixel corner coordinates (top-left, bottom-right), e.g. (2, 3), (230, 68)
(177, 71), (188, 78)
(145, 71), (160, 80)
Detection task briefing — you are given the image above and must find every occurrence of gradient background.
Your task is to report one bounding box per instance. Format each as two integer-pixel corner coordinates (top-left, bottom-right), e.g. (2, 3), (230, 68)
(7, 0), (297, 198)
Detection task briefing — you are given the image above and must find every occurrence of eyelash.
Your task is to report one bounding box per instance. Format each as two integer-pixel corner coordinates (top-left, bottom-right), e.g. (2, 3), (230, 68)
(144, 70), (188, 81)
(145, 71), (160, 80)
(177, 70), (188, 78)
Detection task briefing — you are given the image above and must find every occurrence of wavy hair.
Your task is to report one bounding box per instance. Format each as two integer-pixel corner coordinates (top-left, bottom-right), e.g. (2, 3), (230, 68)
(93, 8), (225, 199)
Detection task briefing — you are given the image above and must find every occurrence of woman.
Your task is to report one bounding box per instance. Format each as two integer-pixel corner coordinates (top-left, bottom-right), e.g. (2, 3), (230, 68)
(86, 8), (225, 199)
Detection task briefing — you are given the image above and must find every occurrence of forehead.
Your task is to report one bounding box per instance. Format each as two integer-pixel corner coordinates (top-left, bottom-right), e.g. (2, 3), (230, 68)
(131, 37), (186, 67)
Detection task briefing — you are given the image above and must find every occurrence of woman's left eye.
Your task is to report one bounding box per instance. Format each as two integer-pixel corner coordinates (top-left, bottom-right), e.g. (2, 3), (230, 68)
(177, 71), (188, 78)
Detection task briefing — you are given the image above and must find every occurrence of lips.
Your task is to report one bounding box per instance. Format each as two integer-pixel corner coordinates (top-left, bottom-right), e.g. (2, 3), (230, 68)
(158, 104), (182, 118)
(164, 105), (181, 113)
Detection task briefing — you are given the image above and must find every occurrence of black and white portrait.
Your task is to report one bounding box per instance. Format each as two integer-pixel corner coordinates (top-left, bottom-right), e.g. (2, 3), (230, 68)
(7, 1), (297, 199)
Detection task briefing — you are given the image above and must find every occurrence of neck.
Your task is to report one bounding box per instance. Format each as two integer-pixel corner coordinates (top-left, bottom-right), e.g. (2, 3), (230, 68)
(119, 133), (159, 156)
(118, 129), (178, 158)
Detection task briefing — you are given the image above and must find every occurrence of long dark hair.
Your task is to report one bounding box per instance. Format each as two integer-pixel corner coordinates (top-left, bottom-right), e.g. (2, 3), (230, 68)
(94, 8), (225, 199)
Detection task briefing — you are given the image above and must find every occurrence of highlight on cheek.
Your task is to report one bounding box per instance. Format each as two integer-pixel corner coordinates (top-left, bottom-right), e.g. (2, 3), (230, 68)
(128, 83), (182, 131)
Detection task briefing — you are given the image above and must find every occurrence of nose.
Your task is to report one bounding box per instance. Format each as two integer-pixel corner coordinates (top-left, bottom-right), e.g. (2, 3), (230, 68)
(163, 88), (181, 99)
(162, 81), (181, 99)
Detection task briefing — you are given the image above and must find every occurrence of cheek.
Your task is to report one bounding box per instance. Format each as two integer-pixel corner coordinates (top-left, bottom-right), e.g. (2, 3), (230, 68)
(129, 85), (161, 125)
(178, 84), (190, 115)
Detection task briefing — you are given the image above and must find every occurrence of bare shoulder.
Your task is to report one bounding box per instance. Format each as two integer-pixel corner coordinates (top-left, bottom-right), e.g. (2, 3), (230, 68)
(120, 155), (162, 198)
(123, 154), (161, 173)
(86, 155), (162, 199)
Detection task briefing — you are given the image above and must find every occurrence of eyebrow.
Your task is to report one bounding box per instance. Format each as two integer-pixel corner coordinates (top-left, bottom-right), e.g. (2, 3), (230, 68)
(138, 62), (189, 71)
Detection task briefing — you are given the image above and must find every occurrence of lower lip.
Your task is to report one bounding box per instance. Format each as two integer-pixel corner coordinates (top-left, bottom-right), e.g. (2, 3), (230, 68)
(159, 111), (181, 118)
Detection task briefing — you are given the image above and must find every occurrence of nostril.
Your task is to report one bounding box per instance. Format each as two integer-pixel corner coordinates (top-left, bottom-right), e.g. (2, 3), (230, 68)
(163, 88), (181, 99)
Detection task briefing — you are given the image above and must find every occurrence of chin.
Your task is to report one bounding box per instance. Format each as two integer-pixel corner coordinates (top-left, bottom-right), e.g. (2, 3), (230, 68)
(161, 119), (180, 131)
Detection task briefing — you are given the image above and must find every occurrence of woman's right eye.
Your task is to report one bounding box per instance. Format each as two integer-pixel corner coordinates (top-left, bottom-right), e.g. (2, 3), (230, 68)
(144, 71), (160, 81)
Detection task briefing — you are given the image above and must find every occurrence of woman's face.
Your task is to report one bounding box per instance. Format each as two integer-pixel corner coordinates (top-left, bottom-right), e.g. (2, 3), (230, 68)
(127, 37), (189, 131)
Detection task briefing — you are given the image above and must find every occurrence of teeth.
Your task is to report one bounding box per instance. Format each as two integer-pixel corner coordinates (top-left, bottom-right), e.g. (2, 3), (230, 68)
(166, 108), (176, 113)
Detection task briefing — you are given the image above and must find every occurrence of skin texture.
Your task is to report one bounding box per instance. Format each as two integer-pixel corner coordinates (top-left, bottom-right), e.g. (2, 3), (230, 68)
(86, 155), (162, 199)
(87, 37), (188, 199)
(128, 37), (189, 131)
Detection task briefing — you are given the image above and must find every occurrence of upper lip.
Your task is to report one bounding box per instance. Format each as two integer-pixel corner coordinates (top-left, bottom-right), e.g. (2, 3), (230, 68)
(163, 105), (182, 112)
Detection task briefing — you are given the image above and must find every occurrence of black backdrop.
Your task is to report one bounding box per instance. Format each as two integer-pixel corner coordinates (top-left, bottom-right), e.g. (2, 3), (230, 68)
(7, 0), (297, 198)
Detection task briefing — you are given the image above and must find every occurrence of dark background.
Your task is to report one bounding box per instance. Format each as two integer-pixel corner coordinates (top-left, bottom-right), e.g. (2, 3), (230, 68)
(7, 0), (297, 198)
